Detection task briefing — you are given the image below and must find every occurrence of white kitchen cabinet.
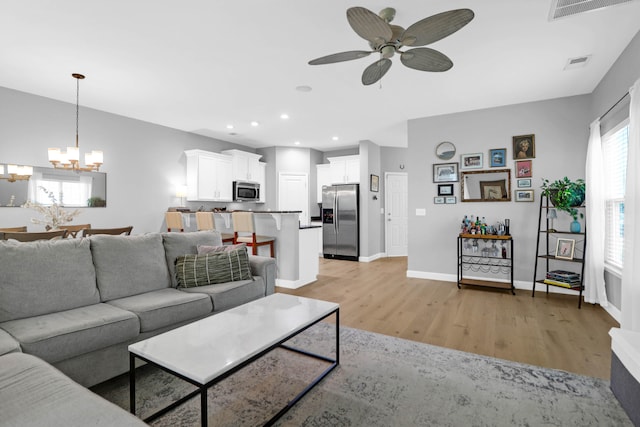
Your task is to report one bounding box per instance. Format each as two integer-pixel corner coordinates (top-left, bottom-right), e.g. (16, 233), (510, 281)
(222, 149), (263, 182)
(316, 164), (331, 203)
(257, 161), (266, 203)
(185, 150), (233, 202)
(328, 155), (360, 184)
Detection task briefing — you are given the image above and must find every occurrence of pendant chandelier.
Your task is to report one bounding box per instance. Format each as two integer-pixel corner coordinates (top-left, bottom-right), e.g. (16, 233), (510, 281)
(48, 73), (103, 172)
(0, 164), (33, 182)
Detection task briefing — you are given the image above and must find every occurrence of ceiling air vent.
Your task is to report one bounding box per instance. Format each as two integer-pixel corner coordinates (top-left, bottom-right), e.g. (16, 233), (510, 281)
(564, 55), (592, 69)
(549, 0), (638, 20)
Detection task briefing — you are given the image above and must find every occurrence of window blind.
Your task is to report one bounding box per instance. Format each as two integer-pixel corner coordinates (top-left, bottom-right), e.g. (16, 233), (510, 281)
(602, 121), (629, 268)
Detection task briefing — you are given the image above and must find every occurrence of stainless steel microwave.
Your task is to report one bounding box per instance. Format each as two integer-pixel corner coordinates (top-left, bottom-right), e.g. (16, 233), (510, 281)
(233, 181), (260, 202)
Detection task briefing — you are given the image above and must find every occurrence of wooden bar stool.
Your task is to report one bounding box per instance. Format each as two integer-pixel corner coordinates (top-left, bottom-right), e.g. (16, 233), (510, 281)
(231, 211), (275, 257)
(165, 212), (184, 232)
(195, 212), (234, 243)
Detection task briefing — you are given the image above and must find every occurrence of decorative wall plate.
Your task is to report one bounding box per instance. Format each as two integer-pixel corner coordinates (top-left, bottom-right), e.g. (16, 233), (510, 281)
(436, 141), (456, 160)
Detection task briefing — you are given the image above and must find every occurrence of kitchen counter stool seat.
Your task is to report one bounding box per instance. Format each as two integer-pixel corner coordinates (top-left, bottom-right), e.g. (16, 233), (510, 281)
(231, 211), (275, 257)
(195, 212), (234, 243)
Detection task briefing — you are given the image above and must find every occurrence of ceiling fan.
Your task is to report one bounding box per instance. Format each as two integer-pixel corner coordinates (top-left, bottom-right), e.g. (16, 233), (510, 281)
(308, 7), (475, 85)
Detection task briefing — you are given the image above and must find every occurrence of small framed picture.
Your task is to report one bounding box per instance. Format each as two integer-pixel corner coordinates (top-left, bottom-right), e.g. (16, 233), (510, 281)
(515, 160), (532, 178)
(433, 163), (459, 183)
(515, 190), (534, 202)
(555, 238), (575, 260)
(445, 196), (457, 204)
(460, 153), (483, 170)
(437, 183), (454, 196)
(370, 174), (379, 192)
(489, 148), (506, 167)
(517, 178), (532, 188)
(434, 196), (445, 204)
(513, 134), (535, 159)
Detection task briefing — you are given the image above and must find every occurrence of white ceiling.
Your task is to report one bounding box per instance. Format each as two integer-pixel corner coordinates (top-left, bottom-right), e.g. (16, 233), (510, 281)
(2, 1), (639, 151)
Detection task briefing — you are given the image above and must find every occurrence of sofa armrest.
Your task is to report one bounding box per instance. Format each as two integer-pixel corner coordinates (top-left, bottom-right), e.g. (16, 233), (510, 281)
(248, 255), (276, 296)
(0, 328), (21, 356)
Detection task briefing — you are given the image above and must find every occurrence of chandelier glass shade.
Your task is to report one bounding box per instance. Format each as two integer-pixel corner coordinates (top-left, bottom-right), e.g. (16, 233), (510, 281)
(0, 164), (33, 182)
(48, 73), (103, 172)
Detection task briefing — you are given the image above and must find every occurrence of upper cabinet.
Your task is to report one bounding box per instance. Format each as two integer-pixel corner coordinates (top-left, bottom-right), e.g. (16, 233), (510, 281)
(222, 149), (263, 182)
(185, 150), (233, 202)
(316, 164), (331, 203)
(328, 155), (360, 184)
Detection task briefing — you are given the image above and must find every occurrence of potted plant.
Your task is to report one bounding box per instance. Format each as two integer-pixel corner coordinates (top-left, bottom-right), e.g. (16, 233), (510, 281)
(87, 197), (106, 207)
(540, 177), (585, 232)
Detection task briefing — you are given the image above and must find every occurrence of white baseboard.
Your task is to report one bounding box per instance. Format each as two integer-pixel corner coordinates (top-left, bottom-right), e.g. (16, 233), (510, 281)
(276, 276), (316, 289)
(359, 252), (385, 262)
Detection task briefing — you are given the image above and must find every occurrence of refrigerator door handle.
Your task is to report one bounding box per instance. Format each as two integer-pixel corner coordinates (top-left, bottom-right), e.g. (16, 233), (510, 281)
(335, 194), (339, 233)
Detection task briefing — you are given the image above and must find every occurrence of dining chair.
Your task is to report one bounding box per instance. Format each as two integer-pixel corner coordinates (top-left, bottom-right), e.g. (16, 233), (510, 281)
(195, 212), (234, 243)
(82, 226), (133, 237)
(0, 226), (28, 240)
(231, 211), (275, 257)
(59, 223), (92, 238)
(165, 212), (184, 232)
(2, 229), (68, 242)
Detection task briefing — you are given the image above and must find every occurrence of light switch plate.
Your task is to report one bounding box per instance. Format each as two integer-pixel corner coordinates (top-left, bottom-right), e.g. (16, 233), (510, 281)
(416, 208), (426, 216)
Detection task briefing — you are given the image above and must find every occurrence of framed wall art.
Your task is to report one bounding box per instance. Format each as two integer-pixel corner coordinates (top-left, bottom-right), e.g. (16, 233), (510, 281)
(437, 183), (454, 196)
(434, 196), (445, 204)
(515, 160), (532, 178)
(435, 141), (456, 160)
(513, 134), (535, 159)
(445, 196), (457, 204)
(370, 174), (379, 192)
(517, 178), (532, 188)
(433, 163), (459, 183)
(515, 189), (534, 202)
(460, 153), (483, 170)
(555, 238), (575, 260)
(489, 148), (506, 167)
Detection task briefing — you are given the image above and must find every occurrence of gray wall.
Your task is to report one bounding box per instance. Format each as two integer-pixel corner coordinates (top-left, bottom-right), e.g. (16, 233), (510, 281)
(359, 140), (383, 258)
(0, 86), (258, 232)
(407, 95), (591, 283)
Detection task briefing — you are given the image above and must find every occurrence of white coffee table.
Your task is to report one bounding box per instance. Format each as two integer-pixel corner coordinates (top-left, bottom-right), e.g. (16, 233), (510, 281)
(128, 293), (339, 426)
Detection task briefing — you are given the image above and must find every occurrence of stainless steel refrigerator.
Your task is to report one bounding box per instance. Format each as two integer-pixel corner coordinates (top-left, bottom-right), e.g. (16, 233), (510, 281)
(322, 184), (359, 261)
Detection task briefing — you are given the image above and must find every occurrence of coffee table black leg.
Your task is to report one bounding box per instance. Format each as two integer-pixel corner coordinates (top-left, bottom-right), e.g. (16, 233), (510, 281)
(336, 309), (340, 365)
(129, 353), (136, 415)
(201, 385), (208, 427)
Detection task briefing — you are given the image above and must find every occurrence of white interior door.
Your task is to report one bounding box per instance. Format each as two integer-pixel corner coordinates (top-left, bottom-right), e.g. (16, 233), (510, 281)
(385, 172), (408, 256)
(278, 172), (309, 225)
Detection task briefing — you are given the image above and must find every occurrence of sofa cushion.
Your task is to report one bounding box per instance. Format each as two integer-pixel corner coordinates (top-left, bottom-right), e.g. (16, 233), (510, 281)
(162, 230), (223, 287)
(0, 353), (147, 426)
(0, 303), (140, 364)
(90, 233), (171, 301)
(197, 243), (246, 254)
(107, 288), (212, 333)
(0, 239), (100, 322)
(181, 276), (265, 312)
(0, 328), (21, 355)
(175, 247), (253, 288)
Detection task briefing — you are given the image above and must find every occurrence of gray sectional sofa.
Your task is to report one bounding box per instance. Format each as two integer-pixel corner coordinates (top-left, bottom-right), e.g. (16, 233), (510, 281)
(0, 230), (276, 388)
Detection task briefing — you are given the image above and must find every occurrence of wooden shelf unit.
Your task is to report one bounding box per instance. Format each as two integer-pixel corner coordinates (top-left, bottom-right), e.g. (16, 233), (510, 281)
(532, 196), (587, 308)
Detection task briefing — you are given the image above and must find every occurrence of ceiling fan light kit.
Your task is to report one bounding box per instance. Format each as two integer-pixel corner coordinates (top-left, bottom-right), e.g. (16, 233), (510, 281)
(309, 6), (474, 85)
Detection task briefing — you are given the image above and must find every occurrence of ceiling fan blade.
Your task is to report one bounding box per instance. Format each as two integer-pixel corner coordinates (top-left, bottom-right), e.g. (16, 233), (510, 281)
(309, 50), (372, 65)
(347, 7), (393, 45)
(400, 48), (453, 72)
(402, 9), (474, 47)
(362, 58), (392, 85)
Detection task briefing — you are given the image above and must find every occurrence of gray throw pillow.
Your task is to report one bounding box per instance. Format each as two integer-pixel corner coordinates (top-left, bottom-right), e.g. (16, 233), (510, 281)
(175, 246), (253, 288)
(197, 243), (246, 254)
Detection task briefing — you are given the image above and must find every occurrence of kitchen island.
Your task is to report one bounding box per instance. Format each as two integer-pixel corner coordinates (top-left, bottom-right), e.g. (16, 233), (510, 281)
(168, 211), (319, 288)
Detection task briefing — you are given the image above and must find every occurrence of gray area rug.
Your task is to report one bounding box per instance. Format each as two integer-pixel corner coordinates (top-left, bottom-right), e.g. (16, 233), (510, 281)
(93, 323), (631, 426)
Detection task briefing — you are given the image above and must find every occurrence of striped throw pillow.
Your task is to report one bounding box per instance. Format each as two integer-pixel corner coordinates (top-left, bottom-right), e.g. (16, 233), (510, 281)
(174, 246), (253, 288)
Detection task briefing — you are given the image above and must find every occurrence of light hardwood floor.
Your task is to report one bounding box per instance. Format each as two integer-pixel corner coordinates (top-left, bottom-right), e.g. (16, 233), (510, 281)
(277, 257), (619, 380)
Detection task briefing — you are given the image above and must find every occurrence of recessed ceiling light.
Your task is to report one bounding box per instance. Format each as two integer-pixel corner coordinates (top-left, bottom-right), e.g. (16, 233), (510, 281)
(250, 121), (259, 127)
(294, 141), (300, 145)
(226, 124), (234, 129)
(296, 85), (312, 92)
(280, 113), (289, 120)
(332, 136), (339, 141)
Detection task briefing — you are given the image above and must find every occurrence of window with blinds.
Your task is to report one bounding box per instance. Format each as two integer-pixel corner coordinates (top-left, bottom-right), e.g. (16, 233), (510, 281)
(602, 120), (629, 270)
